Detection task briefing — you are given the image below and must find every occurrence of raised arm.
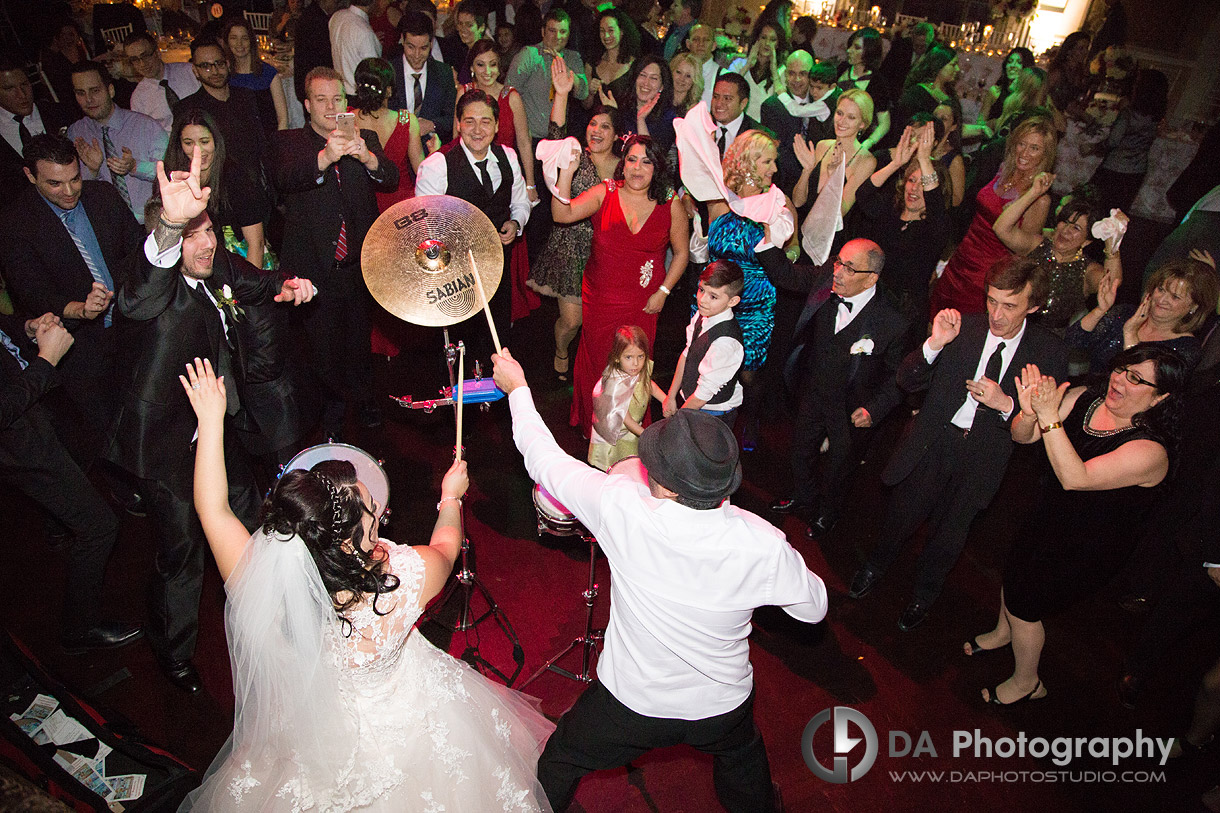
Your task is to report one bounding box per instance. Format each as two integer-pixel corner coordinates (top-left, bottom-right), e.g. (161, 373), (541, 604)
(994, 171), (1054, 255)
(551, 169), (606, 223)
(180, 357), (249, 583)
(415, 459), (468, 607)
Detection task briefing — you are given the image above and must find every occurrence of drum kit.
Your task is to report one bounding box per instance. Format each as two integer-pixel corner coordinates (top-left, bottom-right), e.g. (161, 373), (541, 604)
(282, 196), (605, 687)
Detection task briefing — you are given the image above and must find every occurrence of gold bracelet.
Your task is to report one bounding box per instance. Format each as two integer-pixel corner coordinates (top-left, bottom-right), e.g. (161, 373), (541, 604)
(1040, 421), (1063, 433)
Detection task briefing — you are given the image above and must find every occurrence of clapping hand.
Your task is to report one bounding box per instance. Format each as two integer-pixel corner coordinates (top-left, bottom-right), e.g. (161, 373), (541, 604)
(1096, 269), (1120, 313)
(74, 137), (104, 173)
(156, 144), (210, 224)
(179, 357), (226, 424)
(966, 373), (1009, 412)
(1123, 293), (1150, 347)
(891, 125), (917, 166)
(637, 90), (660, 121)
(793, 134), (816, 170)
(1014, 363), (1042, 416)
(916, 122), (935, 161)
(1029, 370), (1070, 425)
(928, 308), (961, 351)
(107, 146), (136, 176)
(1189, 248), (1215, 270)
(598, 87), (618, 108)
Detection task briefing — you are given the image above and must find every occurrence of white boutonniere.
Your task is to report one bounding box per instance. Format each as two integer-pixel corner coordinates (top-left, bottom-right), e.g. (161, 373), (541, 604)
(214, 284), (244, 322)
(849, 336), (874, 355)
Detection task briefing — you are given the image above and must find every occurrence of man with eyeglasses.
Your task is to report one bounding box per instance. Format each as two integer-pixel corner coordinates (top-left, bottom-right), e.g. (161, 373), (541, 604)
(175, 38), (267, 189)
(771, 238), (908, 539)
(124, 31), (200, 132)
(848, 255), (1067, 632)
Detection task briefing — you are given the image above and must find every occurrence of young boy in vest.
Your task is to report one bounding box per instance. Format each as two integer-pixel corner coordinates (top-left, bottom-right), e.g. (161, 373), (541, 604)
(664, 260), (745, 427)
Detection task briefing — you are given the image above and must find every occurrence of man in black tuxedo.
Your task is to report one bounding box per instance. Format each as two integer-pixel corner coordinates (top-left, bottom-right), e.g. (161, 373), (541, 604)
(292, 0), (340, 103)
(271, 66), (398, 437)
(770, 239), (907, 536)
(760, 55), (838, 196)
(108, 152), (317, 691)
(0, 310), (140, 654)
(0, 53), (74, 195)
(709, 73), (759, 159)
(850, 255), (1067, 631)
(1, 134), (144, 460)
(389, 11), (458, 146)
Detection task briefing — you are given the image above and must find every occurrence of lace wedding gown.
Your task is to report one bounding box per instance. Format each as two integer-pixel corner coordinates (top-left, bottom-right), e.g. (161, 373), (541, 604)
(182, 538), (555, 812)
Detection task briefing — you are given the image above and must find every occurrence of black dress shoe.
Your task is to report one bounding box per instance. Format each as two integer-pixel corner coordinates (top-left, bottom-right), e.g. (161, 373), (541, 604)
(770, 498), (801, 513)
(806, 512), (839, 538)
(61, 622), (143, 655)
(358, 404), (383, 429)
(161, 659), (203, 694)
(898, 600), (932, 632)
(848, 567), (881, 599)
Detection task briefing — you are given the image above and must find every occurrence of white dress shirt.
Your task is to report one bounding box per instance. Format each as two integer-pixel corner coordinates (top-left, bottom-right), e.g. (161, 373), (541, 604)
(700, 57), (720, 104)
(509, 386), (827, 719)
(130, 62), (201, 132)
(713, 112), (745, 153)
(0, 103), (46, 155)
(415, 141), (531, 229)
(329, 6), (382, 94)
(834, 284), (876, 333)
(923, 321), (1024, 429)
(683, 308), (744, 409)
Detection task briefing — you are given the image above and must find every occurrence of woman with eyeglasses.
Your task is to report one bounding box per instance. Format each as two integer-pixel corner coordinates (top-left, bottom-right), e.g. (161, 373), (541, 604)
(1065, 257), (1217, 374)
(966, 344), (1187, 706)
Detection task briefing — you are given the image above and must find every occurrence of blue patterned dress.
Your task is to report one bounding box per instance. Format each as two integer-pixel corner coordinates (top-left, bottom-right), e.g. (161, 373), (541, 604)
(707, 212), (775, 371)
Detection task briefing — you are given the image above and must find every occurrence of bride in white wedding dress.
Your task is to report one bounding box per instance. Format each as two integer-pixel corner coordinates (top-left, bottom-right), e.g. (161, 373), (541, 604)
(177, 356), (554, 812)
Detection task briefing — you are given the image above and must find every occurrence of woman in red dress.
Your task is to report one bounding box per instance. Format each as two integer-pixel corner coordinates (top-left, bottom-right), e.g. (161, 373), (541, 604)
(553, 134), (690, 436)
(931, 116), (1056, 315)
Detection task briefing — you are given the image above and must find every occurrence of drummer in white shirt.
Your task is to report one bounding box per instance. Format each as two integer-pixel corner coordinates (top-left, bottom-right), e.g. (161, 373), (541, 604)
(492, 349), (828, 813)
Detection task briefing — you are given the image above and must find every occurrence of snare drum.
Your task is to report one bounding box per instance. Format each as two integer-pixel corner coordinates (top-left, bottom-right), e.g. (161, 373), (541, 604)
(285, 443), (390, 521)
(532, 484), (586, 537)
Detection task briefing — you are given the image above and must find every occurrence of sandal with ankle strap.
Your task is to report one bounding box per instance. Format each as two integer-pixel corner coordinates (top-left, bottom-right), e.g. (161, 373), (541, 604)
(553, 349), (570, 382)
(984, 680), (1046, 706)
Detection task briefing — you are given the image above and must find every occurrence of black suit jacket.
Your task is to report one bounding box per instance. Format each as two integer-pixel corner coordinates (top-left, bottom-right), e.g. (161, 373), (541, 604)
(106, 242), (282, 488)
(388, 50), (458, 144)
(759, 95), (807, 196)
(881, 313), (1067, 493)
(784, 272), (908, 426)
(0, 102), (75, 197)
(292, 1), (333, 102)
(0, 182), (143, 423)
(270, 126), (398, 286)
(0, 313), (57, 433)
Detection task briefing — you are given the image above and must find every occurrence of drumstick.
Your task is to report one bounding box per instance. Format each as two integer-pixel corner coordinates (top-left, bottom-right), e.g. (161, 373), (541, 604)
(455, 343), (465, 461)
(469, 250), (503, 354)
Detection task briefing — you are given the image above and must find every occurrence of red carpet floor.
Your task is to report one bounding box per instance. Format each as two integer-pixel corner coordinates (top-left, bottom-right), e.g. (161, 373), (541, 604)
(2, 285), (1217, 812)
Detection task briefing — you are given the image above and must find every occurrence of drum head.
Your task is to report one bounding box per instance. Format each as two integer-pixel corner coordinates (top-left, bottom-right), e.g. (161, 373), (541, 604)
(532, 483), (573, 521)
(286, 443), (389, 519)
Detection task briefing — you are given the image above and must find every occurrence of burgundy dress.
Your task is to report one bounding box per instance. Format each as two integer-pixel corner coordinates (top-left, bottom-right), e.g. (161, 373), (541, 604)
(371, 110), (416, 358)
(930, 173), (1021, 316)
(570, 181), (673, 435)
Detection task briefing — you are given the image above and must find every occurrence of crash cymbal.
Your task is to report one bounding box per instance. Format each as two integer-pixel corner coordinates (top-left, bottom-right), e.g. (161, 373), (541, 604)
(361, 195), (503, 327)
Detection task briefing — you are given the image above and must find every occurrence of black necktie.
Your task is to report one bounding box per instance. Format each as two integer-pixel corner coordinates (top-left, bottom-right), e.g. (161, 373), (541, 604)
(832, 294), (853, 312)
(691, 314), (705, 345)
(412, 72), (423, 114)
(716, 126), (727, 158)
(984, 341), (1006, 383)
(160, 78), (180, 109)
(476, 158), (493, 198)
(15, 114), (31, 148)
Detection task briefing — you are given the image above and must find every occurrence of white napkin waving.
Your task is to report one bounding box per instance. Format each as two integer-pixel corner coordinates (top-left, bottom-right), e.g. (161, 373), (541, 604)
(801, 152), (846, 265)
(779, 91), (830, 123)
(536, 136), (583, 203)
(1090, 208), (1129, 254)
(673, 102), (794, 251)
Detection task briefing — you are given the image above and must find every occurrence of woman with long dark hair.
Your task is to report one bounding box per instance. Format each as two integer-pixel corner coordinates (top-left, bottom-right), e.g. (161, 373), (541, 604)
(1046, 30), (1092, 113)
(585, 8), (641, 110)
(351, 56), (423, 212)
(727, 18), (789, 120)
(605, 53), (678, 154)
(836, 27), (891, 150)
(885, 43), (959, 149)
(967, 345), (1187, 706)
(552, 134), (689, 435)
(164, 108), (271, 268)
(1088, 68), (1169, 212)
(223, 17), (288, 134)
(177, 357), (555, 810)
(984, 47), (1036, 122)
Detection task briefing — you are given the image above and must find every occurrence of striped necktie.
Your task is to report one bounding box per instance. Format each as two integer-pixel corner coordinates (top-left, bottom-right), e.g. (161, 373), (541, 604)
(333, 166), (348, 262)
(0, 328), (28, 370)
(412, 72), (423, 115)
(58, 210), (113, 327)
(101, 126), (132, 210)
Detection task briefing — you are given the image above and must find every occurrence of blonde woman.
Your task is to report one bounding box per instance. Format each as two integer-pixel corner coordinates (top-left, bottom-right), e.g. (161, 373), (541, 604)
(669, 51), (704, 116)
(932, 116), (1058, 314)
(792, 88), (878, 216)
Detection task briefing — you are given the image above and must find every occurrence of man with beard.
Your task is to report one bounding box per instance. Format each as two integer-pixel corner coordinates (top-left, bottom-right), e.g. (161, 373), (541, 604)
(107, 147), (315, 692)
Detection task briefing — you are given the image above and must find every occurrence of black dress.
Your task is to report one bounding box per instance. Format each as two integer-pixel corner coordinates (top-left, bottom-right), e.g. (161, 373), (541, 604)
(1004, 388), (1164, 622)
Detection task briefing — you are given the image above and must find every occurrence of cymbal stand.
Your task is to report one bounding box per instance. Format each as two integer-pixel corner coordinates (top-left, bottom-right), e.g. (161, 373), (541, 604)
(418, 329), (525, 686)
(520, 530), (603, 689)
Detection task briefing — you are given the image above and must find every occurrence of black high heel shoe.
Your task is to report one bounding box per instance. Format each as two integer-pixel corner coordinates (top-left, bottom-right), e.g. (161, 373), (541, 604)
(553, 349), (570, 382)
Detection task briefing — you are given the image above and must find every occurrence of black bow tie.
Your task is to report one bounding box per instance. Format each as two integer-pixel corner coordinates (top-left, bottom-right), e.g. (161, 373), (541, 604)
(832, 294), (853, 312)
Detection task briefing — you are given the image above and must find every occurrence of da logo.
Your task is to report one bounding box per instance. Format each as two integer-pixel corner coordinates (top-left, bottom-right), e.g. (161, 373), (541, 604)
(801, 706), (879, 783)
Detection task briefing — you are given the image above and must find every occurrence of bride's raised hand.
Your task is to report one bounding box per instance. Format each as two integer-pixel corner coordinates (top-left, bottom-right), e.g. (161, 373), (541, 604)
(441, 458), (469, 502)
(179, 357), (226, 424)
